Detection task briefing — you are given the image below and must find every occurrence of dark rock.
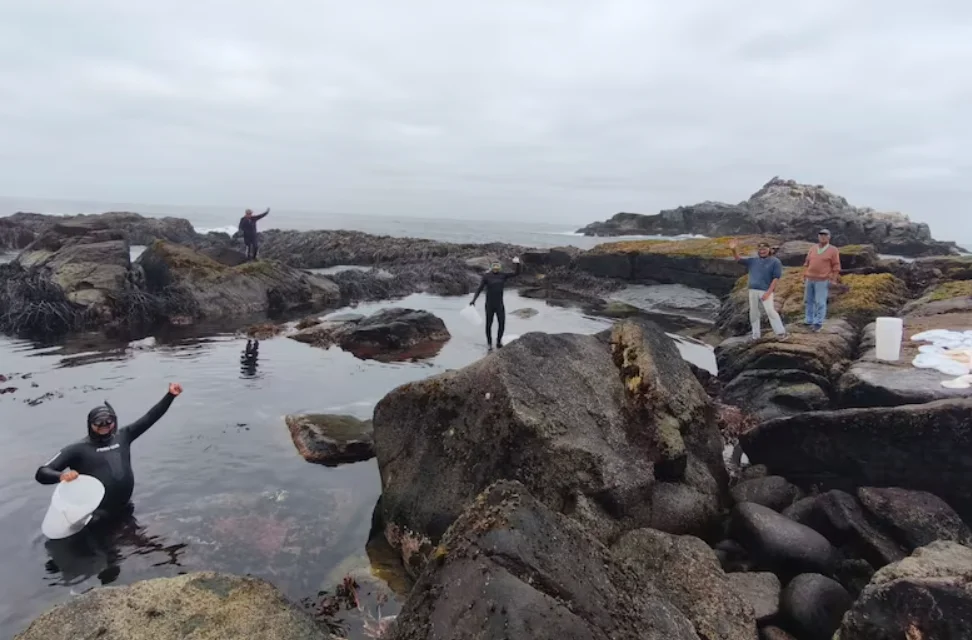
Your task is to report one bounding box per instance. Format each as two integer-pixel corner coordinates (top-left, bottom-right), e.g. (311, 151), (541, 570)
(740, 399), (972, 522)
(838, 541), (972, 640)
(759, 627), (797, 640)
(290, 308), (450, 361)
(833, 558), (875, 599)
(13, 572), (327, 640)
(0, 211), (199, 252)
(606, 284), (722, 323)
(137, 241), (340, 322)
(857, 487), (972, 550)
(201, 245), (248, 266)
(741, 464), (770, 482)
(714, 539), (751, 572)
(373, 321), (729, 573)
(519, 247), (578, 270)
(689, 362), (721, 397)
(729, 502), (837, 577)
(284, 414), (374, 466)
(779, 573), (853, 640)
(727, 572), (781, 624)
(774, 241), (878, 270)
(781, 490), (906, 569)
(722, 369), (832, 422)
(576, 177), (960, 257)
(716, 322), (856, 384)
(387, 480), (702, 640)
(730, 477), (802, 512)
(612, 528), (758, 639)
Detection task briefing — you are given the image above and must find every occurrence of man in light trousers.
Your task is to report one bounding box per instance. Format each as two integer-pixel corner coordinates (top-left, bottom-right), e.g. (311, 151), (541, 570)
(730, 239), (788, 341)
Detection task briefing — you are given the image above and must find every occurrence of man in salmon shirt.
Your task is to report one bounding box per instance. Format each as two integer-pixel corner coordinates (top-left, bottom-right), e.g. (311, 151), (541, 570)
(803, 229), (841, 332)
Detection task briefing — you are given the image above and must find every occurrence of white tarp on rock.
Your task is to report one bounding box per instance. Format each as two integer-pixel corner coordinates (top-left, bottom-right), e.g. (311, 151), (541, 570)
(911, 330), (972, 385)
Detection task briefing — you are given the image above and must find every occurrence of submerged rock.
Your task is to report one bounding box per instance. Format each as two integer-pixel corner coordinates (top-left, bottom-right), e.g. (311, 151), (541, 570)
(387, 480), (702, 640)
(373, 320), (728, 574)
(741, 399), (972, 522)
(285, 414), (375, 466)
(510, 307), (539, 319)
(837, 541), (972, 640)
(14, 572), (327, 640)
(576, 177), (960, 257)
(291, 307), (450, 361)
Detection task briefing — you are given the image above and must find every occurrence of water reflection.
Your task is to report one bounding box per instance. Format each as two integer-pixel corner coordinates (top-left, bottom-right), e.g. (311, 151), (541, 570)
(240, 339), (260, 378)
(42, 506), (185, 588)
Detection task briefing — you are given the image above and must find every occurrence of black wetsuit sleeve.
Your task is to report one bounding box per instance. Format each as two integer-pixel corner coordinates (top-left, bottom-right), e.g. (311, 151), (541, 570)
(503, 261), (522, 280)
(121, 392), (176, 442)
(471, 276), (486, 304)
(253, 210), (269, 221)
(35, 446), (79, 485)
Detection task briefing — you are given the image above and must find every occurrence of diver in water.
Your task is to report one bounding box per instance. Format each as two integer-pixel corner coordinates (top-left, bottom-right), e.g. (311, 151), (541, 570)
(469, 256), (521, 349)
(240, 339), (259, 377)
(238, 207), (270, 261)
(35, 383), (183, 522)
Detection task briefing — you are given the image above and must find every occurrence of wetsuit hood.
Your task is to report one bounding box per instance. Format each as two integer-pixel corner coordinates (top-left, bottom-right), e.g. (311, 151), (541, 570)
(87, 401), (117, 442)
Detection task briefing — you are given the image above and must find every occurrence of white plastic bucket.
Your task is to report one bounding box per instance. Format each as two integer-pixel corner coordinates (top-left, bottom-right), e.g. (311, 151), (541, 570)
(875, 317), (904, 362)
(41, 475), (105, 539)
(460, 305), (482, 327)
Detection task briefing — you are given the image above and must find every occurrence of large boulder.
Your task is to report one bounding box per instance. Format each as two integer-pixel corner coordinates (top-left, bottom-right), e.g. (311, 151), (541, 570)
(13, 572), (327, 640)
(730, 476), (802, 512)
(836, 541), (972, 640)
(284, 413), (374, 466)
(741, 399), (972, 522)
(0, 211), (201, 251)
(137, 240), (340, 322)
(715, 321), (857, 421)
(779, 573), (853, 640)
(612, 528), (758, 640)
(576, 177), (961, 257)
(290, 308), (450, 361)
(373, 321), (729, 574)
(727, 573), (781, 625)
(856, 487), (972, 550)
(729, 502), (838, 578)
(774, 241), (878, 270)
(387, 481), (703, 640)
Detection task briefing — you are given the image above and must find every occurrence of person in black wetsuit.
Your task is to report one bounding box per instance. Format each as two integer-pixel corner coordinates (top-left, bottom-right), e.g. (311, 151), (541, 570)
(469, 256), (521, 349)
(35, 383), (183, 523)
(238, 207), (270, 261)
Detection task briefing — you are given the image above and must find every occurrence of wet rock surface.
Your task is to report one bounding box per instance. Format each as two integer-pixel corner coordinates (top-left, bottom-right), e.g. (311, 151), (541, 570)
(727, 572), (781, 624)
(373, 320), (728, 574)
(779, 573), (853, 640)
(729, 502), (838, 578)
(13, 572), (328, 640)
(612, 528), (758, 640)
(387, 481), (703, 640)
(730, 476), (802, 512)
(741, 399), (972, 522)
(856, 487), (972, 550)
(837, 541), (972, 640)
(577, 177), (961, 257)
(290, 307), (450, 361)
(285, 414), (375, 466)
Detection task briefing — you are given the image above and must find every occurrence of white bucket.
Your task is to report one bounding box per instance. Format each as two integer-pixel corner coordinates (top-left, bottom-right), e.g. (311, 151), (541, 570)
(875, 317), (904, 362)
(41, 475), (105, 539)
(460, 305), (482, 327)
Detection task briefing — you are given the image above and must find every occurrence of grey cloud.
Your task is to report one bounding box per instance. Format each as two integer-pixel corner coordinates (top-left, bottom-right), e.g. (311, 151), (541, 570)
(0, 1), (970, 238)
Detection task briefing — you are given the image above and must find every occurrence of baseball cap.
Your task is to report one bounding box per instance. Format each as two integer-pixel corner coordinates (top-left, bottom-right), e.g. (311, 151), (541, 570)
(818, 229), (831, 235)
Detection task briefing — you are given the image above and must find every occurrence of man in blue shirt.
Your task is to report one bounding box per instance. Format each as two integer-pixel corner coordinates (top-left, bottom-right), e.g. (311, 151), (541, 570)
(730, 239), (788, 341)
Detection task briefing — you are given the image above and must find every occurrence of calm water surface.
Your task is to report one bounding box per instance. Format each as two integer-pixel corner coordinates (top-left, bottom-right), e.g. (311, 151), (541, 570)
(0, 291), (623, 637)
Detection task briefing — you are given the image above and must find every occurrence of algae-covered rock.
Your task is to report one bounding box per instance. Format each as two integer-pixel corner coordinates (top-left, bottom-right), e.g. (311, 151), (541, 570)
(290, 307), (450, 361)
(285, 413), (375, 466)
(14, 572), (327, 640)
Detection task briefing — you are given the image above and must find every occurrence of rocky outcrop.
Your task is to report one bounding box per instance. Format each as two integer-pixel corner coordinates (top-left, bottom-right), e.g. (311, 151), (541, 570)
(837, 282), (972, 408)
(740, 399), (972, 521)
(715, 270), (908, 338)
(837, 541), (972, 639)
(577, 177), (961, 257)
(137, 241), (341, 322)
(284, 413), (374, 466)
(373, 321), (729, 575)
(715, 321), (857, 422)
(0, 211), (199, 251)
(328, 258), (480, 302)
(291, 308), (450, 361)
(773, 242), (879, 270)
(13, 571), (327, 640)
(612, 528), (758, 640)
(856, 487), (972, 550)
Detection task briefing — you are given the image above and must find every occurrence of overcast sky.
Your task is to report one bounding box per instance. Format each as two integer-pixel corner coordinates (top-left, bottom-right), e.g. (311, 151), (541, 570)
(1, 2), (970, 234)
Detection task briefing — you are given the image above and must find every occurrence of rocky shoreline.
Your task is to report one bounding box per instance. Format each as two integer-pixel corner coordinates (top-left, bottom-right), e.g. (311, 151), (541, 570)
(577, 177), (965, 257)
(7, 183), (972, 639)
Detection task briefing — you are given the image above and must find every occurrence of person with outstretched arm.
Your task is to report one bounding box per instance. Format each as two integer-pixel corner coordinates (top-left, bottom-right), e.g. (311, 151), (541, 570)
(469, 257), (521, 350)
(730, 239), (788, 341)
(238, 207), (270, 261)
(35, 383), (183, 522)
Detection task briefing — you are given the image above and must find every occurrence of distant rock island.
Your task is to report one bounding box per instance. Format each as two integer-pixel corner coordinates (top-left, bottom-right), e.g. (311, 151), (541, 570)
(577, 177), (962, 257)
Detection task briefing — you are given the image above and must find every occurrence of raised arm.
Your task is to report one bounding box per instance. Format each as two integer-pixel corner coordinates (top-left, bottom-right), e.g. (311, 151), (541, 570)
(504, 258), (522, 279)
(35, 447), (79, 485)
(729, 238), (742, 262)
(253, 208), (270, 221)
(121, 383), (182, 442)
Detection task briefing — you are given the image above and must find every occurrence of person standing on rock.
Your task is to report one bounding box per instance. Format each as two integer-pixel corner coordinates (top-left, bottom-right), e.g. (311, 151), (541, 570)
(238, 207), (270, 261)
(469, 257), (521, 350)
(35, 383), (183, 524)
(730, 239), (789, 341)
(802, 229), (841, 332)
